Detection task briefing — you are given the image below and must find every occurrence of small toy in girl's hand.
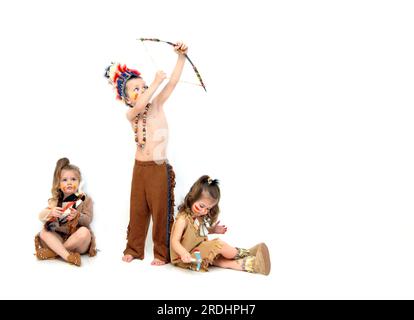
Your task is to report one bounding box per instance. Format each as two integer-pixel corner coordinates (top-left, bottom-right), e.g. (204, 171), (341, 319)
(173, 249), (202, 270)
(45, 193), (86, 231)
(59, 194), (85, 224)
(191, 249), (202, 271)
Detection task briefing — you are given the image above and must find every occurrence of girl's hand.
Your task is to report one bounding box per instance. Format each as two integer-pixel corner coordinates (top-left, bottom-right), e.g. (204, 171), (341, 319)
(154, 70), (167, 84)
(67, 208), (79, 221)
(174, 41), (188, 55)
(181, 252), (193, 263)
(49, 207), (63, 219)
(211, 221), (227, 234)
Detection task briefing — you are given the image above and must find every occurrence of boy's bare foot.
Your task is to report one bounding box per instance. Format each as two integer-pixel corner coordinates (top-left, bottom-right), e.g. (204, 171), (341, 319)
(151, 258), (166, 266)
(122, 254), (134, 263)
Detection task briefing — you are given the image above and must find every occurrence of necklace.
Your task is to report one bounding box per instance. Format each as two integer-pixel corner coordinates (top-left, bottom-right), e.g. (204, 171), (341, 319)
(134, 103), (151, 149)
(193, 215), (211, 237)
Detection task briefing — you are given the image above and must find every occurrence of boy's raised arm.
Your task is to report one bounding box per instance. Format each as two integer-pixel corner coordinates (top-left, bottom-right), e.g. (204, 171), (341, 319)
(153, 42), (187, 107)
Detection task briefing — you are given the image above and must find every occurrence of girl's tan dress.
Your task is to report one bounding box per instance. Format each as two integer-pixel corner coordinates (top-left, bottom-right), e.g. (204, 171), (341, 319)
(170, 211), (222, 272)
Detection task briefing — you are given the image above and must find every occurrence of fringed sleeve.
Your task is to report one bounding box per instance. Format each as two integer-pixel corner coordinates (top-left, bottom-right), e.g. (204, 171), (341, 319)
(78, 196), (93, 227)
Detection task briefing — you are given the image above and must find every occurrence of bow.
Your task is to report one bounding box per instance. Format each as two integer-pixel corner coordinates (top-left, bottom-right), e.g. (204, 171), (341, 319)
(138, 38), (207, 92)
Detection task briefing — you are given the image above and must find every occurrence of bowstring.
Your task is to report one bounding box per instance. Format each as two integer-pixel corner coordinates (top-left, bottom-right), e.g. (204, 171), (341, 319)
(140, 40), (202, 88)
(142, 40), (159, 70)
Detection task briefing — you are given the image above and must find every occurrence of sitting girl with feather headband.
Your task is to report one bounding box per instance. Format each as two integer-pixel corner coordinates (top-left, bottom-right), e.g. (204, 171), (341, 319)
(170, 176), (271, 275)
(34, 158), (97, 267)
(104, 42), (188, 266)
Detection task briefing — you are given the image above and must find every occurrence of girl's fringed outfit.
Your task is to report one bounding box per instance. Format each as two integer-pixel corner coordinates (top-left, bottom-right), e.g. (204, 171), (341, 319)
(34, 194), (97, 259)
(170, 210), (271, 274)
(170, 210), (223, 272)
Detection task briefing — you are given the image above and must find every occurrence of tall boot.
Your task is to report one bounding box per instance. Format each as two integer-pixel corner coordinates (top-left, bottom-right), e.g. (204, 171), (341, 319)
(248, 242), (267, 256)
(234, 247), (251, 259)
(234, 242), (267, 259)
(240, 243), (271, 275)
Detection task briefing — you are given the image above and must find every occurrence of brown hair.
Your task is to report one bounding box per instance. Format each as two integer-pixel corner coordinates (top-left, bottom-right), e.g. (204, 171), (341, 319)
(51, 158), (82, 201)
(177, 175), (221, 224)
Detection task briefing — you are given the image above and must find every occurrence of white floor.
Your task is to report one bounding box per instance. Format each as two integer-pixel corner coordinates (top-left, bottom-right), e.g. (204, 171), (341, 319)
(3, 228), (414, 300)
(3, 239), (275, 300)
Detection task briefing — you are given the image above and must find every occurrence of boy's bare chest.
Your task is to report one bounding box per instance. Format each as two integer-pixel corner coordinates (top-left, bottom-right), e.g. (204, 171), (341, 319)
(132, 108), (168, 132)
(132, 107), (170, 159)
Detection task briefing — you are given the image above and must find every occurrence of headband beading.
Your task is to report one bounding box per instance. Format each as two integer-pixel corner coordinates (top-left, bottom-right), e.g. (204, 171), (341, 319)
(104, 62), (141, 101)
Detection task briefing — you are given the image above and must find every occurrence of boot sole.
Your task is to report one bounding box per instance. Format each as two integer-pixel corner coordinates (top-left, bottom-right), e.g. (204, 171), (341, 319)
(256, 243), (271, 275)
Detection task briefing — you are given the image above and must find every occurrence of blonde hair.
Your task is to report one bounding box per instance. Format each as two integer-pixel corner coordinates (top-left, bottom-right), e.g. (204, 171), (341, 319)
(51, 158), (82, 201)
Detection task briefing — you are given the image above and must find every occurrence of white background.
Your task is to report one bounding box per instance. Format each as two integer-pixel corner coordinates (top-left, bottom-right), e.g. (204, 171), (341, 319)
(0, 0), (413, 299)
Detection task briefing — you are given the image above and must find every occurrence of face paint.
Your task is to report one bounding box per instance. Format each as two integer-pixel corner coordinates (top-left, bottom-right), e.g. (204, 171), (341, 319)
(192, 203), (204, 215)
(60, 182), (78, 194)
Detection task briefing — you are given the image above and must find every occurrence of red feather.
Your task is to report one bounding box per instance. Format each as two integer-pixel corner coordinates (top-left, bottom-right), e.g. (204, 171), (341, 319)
(130, 69), (141, 76)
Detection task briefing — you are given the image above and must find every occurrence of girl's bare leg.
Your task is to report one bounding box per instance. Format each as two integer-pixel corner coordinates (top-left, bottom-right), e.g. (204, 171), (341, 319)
(213, 257), (243, 271)
(217, 240), (238, 259)
(210, 240), (250, 271)
(39, 229), (70, 260)
(64, 227), (91, 254)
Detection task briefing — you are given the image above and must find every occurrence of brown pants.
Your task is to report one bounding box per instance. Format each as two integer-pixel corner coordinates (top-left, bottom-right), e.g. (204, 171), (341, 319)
(124, 160), (175, 262)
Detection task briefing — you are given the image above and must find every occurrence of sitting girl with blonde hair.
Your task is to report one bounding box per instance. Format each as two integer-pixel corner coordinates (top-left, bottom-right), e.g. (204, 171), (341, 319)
(34, 158), (96, 266)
